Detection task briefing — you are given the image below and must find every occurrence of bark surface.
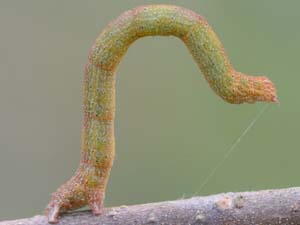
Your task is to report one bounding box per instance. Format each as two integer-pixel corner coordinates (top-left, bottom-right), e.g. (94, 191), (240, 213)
(3, 187), (300, 225)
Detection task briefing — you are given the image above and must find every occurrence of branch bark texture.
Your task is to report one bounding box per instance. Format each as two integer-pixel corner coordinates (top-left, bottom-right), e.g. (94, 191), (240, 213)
(2, 187), (300, 225)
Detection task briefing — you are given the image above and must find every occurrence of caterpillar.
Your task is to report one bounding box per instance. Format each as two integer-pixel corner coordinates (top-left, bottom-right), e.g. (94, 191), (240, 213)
(45, 5), (277, 223)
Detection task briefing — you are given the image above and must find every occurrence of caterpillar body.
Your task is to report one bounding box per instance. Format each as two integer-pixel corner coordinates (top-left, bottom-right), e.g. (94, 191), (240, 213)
(46, 5), (277, 223)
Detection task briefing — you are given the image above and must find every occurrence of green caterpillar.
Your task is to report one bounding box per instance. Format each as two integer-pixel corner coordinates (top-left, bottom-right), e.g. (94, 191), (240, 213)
(46, 5), (277, 223)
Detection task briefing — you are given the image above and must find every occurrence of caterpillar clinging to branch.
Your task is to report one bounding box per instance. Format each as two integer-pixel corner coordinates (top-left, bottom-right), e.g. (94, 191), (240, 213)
(45, 4), (277, 223)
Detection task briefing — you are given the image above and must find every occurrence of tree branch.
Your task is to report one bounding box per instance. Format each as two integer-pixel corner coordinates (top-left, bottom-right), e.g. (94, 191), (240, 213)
(2, 187), (300, 225)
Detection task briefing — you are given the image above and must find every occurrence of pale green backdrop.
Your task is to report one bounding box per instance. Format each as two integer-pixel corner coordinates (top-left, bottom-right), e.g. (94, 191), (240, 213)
(0, 0), (297, 220)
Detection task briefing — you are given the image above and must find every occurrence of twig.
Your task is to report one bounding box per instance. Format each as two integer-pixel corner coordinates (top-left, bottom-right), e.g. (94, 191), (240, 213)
(2, 187), (300, 225)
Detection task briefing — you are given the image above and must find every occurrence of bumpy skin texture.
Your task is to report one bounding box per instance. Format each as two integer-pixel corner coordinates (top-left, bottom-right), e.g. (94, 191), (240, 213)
(45, 5), (277, 223)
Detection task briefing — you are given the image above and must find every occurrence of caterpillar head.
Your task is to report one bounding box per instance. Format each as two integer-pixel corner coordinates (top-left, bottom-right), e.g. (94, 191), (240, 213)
(225, 71), (278, 104)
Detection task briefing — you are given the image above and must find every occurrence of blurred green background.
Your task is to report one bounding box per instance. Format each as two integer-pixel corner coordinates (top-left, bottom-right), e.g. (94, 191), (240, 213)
(0, 0), (297, 221)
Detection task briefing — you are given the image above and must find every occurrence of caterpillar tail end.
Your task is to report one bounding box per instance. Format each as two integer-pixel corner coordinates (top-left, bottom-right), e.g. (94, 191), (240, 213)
(226, 71), (278, 104)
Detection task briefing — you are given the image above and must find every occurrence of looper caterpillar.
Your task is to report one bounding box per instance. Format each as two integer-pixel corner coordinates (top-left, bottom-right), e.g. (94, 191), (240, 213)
(45, 5), (277, 223)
